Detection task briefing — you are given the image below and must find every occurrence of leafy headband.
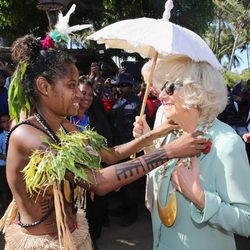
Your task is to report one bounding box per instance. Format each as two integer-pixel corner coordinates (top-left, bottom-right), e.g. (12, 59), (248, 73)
(9, 4), (92, 122)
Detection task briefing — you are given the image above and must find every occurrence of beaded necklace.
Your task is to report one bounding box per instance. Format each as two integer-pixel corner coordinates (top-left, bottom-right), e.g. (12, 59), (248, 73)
(17, 206), (52, 228)
(17, 112), (71, 228)
(34, 112), (63, 144)
(34, 112), (78, 208)
(158, 122), (212, 175)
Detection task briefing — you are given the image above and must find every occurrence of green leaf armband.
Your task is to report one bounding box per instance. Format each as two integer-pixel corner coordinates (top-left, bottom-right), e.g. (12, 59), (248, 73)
(22, 128), (107, 194)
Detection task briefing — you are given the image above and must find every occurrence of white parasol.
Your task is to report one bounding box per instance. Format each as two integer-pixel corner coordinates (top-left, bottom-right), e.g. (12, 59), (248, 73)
(87, 0), (221, 117)
(87, 18), (221, 70)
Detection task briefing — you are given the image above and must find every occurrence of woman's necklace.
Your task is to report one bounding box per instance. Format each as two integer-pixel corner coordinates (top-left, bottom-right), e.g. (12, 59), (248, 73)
(34, 112), (66, 144)
(157, 122), (212, 227)
(34, 112), (77, 212)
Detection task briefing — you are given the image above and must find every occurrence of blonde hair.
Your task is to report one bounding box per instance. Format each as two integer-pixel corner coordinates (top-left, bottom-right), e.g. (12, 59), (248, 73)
(142, 55), (227, 124)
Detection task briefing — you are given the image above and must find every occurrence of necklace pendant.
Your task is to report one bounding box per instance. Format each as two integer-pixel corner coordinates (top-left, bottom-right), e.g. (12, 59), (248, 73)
(157, 178), (177, 227)
(157, 189), (177, 227)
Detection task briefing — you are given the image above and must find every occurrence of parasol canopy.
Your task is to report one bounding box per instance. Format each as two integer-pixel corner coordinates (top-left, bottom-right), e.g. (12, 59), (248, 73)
(87, 17), (221, 70)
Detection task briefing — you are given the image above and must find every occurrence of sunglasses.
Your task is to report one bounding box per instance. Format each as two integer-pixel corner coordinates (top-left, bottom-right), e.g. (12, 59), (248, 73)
(161, 81), (183, 96)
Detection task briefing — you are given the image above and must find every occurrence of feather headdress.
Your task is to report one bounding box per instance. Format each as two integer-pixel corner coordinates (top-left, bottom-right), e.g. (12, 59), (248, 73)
(9, 4), (92, 122)
(42, 4), (92, 48)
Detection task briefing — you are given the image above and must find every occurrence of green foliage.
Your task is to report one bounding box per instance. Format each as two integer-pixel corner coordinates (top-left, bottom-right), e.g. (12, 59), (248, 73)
(170, 0), (215, 35)
(205, 21), (235, 62)
(8, 62), (31, 122)
(240, 69), (250, 82)
(0, 0), (216, 45)
(23, 128), (107, 194)
(208, 0), (250, 70)
(223, 69), (250, 86)
(100, 0), (214, 36)
(223, 71), (242, 86)
(0, 0), (12, 26)
(0, 0), (48, 45)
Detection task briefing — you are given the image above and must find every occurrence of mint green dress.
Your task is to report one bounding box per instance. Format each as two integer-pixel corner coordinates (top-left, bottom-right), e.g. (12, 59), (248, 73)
(147, 119), (250, 250)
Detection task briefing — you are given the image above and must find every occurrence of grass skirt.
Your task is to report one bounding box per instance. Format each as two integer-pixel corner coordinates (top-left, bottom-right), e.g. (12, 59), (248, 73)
(4, 210), (92, 250)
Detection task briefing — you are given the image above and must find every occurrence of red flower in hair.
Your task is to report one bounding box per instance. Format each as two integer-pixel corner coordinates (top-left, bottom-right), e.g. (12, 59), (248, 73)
(202, 139), (212, 154)
(42, 34), (55, 49)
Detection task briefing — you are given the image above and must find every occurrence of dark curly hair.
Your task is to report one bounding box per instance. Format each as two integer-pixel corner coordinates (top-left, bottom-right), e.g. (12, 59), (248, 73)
(11, 34), (76, 105)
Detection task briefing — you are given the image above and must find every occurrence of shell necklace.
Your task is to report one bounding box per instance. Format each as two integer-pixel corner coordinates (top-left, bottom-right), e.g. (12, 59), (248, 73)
(34, 112), (76, 207)
(157, 122), (212, 227)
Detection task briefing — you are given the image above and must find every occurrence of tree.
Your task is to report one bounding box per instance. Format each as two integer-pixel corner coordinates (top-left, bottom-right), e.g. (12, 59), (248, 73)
(99, 0), (215, 36)
(223, 70), (242, 86)
(0, 0), (48, 46)
(0, 0), (215, 46)
(169, 0), (215, 35)
(212, 0), (250, 71)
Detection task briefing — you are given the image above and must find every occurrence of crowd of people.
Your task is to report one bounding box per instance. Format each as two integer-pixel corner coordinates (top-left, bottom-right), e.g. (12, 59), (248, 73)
(0, 34), (207, 250)
(1, 40), (250, 249)
(218, 79), (250, 160)
(0, 24), (249, 250)
(0, 47), (163, 241)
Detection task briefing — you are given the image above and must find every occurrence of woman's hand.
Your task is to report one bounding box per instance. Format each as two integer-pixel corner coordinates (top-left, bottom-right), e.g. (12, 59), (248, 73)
(171, 157), (205, 209)
(133, 114), (179, 139)
(152, 119), (179, 138)
(133, 114), (151, 138)
(166, 131), (206, 159)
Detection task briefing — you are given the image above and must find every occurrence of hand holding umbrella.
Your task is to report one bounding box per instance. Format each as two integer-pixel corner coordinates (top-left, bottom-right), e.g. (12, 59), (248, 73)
(87, 0), (221, 116)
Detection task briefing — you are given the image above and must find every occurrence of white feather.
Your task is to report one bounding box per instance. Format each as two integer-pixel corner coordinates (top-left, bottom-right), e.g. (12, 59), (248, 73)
(162, 0), (174, 21)
(54, 4), (91, 35)
(65, 4), (76, 21)
(67, 24), (93, 33)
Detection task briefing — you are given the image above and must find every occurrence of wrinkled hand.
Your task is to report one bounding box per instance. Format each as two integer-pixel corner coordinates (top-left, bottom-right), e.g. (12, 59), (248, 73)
(133, 115), (179, 139)
(133, 115), (151, 138)
(171, 157), (205, 209)
(166, 131), (206, 159)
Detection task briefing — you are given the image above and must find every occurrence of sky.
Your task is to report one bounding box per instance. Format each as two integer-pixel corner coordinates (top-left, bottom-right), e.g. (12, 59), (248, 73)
(232, 48), (249, 73)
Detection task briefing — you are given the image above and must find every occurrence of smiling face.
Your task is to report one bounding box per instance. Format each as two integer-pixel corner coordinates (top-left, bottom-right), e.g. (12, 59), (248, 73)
(78, 83), (93, 112)
(45, 63), (82, 117)
(159, 81), (185, 122)
(159, 81), (200, 132)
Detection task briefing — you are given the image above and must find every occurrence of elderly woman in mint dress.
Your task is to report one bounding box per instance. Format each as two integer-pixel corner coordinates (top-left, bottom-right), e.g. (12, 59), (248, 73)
(134, 55), (250, 250)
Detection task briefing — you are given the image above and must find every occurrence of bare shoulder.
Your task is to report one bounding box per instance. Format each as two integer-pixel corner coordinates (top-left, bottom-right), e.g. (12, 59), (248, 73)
(8, 123), (45, 156)
(7, 123), (54, 219)
(6, 123), (50, 177)
(6, 123), (50, 198)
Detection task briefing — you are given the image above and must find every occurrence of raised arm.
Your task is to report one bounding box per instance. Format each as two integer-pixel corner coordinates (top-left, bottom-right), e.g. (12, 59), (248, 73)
(67, 132), (206, 196)
(100, 115), (179, 164)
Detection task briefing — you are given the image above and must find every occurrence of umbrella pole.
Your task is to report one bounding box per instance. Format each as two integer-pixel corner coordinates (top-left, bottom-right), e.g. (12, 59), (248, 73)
(139, 52), (158, 117)
(130, 52), (158, 159)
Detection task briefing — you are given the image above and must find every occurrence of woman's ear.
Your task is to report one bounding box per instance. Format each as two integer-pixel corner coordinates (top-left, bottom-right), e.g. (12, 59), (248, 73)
(36, 76), (49, 96)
